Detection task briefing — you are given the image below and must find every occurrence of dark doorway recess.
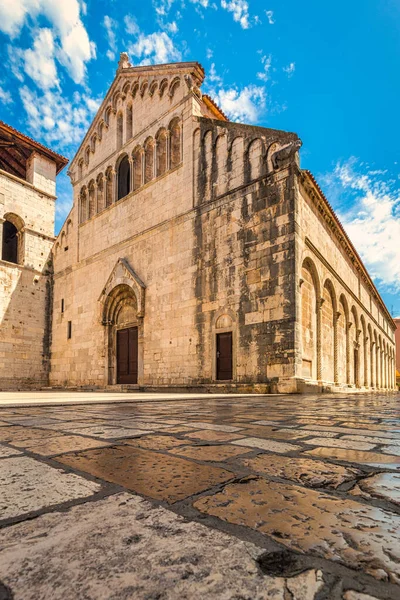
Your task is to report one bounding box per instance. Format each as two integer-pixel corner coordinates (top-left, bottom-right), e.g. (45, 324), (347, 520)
(216, 332), (233, 380)
(117, 327), (138, 384)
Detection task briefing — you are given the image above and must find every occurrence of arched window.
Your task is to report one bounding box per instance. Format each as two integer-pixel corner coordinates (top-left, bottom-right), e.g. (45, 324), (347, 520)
(156, 130), (167, 177)
(169, 118), (181, 169)
(144, 138), (154, 184)
(2, 214), (24, 265)
(117, 155), (131, 200)
(116, 112), (123, 150)
(126, 105), (133, 140)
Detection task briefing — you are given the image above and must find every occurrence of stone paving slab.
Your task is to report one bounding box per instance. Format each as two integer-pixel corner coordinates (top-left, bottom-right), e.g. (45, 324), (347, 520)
(19, 435), (112, 456)
(0, 456), (100, 520)
(169, 444), (252, 462)
(350, 473), (400, 505)
(183, 430), (245, 442)
(305, 447), (400, 468)
(0, 492), (328, 600)
(55, 446), (235, 504)
(53, 425), (153, 439)
(1, 392), (400, 598)
(122, 434), (190, 450)
(239, 454), (361, 488)
(232, 437), (303, 453)
(303, 438), (377, 451)
(0, 445), (23, 458)
(194, 476), (400, 583)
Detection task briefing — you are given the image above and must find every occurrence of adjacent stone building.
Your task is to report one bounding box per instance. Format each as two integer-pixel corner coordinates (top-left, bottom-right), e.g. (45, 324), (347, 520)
(0, 121), (68, 388)
(0, 56), (397, 392)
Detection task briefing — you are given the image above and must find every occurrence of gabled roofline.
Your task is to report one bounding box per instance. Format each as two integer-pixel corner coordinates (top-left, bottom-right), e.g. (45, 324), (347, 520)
(69, 60), (205, 172)
(302, 169), (396, 330)
(0, 120), (68, 174)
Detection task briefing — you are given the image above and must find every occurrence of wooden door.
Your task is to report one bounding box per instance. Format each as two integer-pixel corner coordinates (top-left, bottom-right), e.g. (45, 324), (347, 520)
(117, 327), (138, 384)
(216, 332), (233, 380)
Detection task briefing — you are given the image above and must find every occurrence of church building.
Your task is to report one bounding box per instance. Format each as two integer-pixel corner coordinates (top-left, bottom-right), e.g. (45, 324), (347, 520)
(0, 55), (396, 393)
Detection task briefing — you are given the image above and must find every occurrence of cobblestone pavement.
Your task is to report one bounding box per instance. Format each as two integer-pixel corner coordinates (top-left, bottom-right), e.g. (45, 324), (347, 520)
(0, 392), (399, 599)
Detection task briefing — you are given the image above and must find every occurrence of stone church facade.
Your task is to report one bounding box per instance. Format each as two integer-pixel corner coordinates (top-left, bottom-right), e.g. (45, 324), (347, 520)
(0, 56), (397, 392)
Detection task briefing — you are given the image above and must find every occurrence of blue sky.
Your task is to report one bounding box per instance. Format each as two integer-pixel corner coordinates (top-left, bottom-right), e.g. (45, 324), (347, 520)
(0, 0), (399, 315)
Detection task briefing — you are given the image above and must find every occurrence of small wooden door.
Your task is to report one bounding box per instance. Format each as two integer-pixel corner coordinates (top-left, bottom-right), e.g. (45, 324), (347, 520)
(216, 332), (233, 380)
(117, 327), (138, 384)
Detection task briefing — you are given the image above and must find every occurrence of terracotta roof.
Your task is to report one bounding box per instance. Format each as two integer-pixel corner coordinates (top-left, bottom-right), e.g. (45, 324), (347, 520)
(0, 120), (68, 175)
(303, 169), (395, 329)
(202, 94), (229, 121)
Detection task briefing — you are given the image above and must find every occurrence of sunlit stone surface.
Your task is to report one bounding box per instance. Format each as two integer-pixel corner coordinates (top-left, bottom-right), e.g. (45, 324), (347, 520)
(194, 477), (400, 582)
(1, 391), (400, 597)
(0, 456), (100, 520)
(240, 454), (360, 488)
(56, 446), (234, 504)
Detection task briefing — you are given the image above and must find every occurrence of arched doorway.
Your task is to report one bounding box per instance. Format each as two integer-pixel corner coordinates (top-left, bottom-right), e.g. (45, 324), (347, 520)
(102, 284), (142, 385)
(99, 259), (146, 386)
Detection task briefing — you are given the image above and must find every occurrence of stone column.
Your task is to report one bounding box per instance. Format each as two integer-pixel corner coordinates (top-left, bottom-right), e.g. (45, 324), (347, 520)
(129, 157), (134, 193)
(316, 297), (323, 381)
(346, 322), (351, 385)
(111, 168), (116, 204)
(334, 311), (340, 384)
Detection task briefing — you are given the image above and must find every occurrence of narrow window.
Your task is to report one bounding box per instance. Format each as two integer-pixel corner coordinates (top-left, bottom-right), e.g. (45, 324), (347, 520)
(61, 299), (64, 314)
(117, 155), (131, 200)
(67, 321), (72, 339)
(126, 105), (133, 140)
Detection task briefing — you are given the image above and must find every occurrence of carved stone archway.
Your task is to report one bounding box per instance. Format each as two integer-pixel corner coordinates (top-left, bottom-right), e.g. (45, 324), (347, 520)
(99, 259), (146, 385)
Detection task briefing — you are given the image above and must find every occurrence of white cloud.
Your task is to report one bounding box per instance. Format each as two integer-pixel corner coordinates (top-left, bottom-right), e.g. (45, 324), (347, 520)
(206, 48), (213, 59)
(209, 63), (222, 84)
(0, 0), (95, 84)
(265, 10), (274, 25)
(322, 159), (400, 292)
(129, 32), (181, 65)
(0, 85), (12, 105)
(211, 84), (266, 123)
(20, 85), (101, 149)
(103, 15), (117, 61)
(124, 15), (139, 35)
(283, 62), (295, 77)
(257, 54), (272, 81)
(24, 28), (59, 89)
(221, 0), (250, 29)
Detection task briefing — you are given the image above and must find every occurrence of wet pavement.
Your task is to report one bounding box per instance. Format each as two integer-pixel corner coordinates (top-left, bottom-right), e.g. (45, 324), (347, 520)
(0, 392), (399, 599)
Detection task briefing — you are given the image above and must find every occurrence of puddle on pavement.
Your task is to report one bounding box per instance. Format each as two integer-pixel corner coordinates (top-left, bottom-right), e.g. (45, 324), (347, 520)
(240, 454), (360, 488)
(56, 446), (234, 504)
(193, 476), (400, 582)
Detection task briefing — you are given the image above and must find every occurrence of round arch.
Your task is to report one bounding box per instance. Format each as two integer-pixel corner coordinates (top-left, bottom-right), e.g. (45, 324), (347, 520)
(300, 258), (321, 381)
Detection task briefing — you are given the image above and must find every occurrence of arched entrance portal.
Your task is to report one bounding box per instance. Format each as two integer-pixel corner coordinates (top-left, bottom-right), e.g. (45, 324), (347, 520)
(102, 284), (143, 385)
(99, 259), (146, 386)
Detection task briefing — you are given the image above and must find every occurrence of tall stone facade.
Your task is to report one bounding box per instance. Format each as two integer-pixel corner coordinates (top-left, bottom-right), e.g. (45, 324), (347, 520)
(0, 58), (396, 393)
(48, 57), (396, 393)
(0, 121), (68, 389)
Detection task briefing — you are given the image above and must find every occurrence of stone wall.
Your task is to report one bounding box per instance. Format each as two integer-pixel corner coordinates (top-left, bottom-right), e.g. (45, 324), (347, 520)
(0, 169), (56, 389)
(295, 172), (396, 391)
